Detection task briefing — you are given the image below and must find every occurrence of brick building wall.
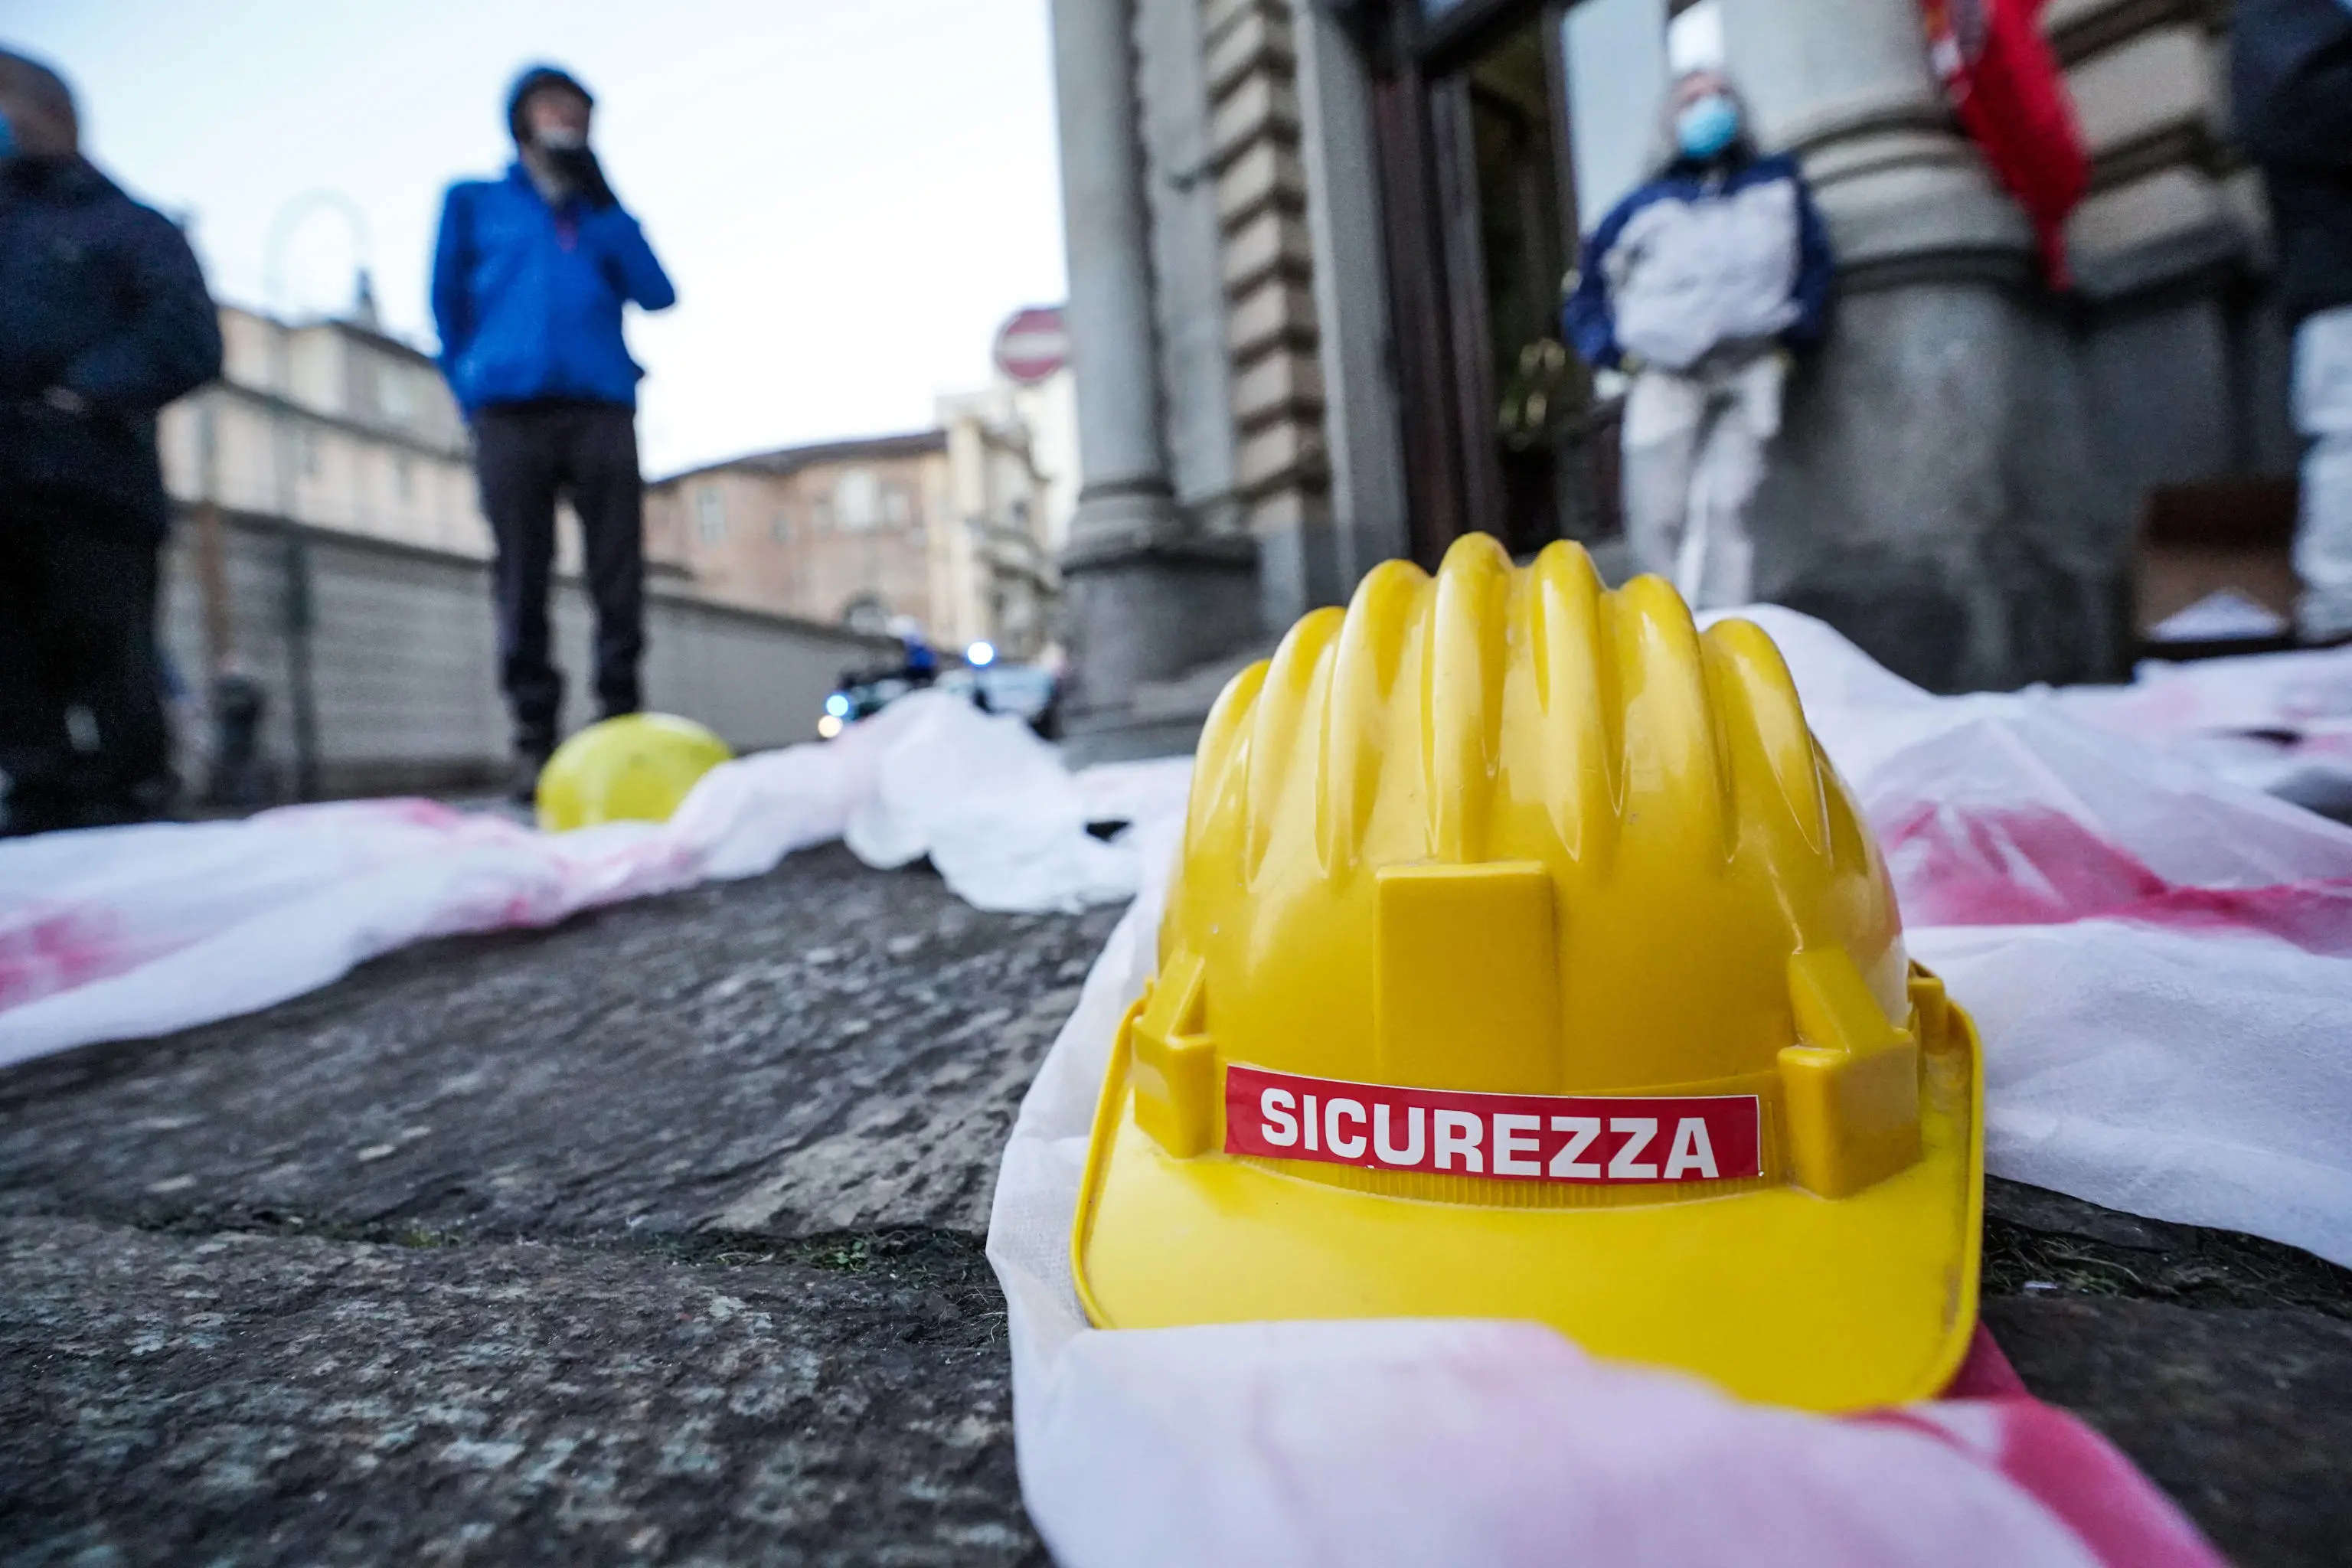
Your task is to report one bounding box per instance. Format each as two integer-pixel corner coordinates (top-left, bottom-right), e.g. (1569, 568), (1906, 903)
(645, 433), (949, 633)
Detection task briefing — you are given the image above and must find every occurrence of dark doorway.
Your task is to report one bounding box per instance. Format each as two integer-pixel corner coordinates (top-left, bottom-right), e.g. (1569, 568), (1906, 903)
(1367, 0), (1654, 567)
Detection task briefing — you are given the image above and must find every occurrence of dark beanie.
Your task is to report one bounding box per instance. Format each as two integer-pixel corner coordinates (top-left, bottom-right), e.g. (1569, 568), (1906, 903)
(505, 64), (593, 143)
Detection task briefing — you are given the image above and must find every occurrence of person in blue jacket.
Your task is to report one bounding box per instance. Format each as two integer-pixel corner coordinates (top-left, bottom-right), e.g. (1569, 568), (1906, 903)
(433, 64), (676, 799)
(0, 50), (221, 835)
(1564, 70), (1834, 609)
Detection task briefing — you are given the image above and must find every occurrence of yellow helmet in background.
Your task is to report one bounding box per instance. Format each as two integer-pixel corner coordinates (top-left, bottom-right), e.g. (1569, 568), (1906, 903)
(535, 713), (733, 832)
(1071, 534), (1983, 1413)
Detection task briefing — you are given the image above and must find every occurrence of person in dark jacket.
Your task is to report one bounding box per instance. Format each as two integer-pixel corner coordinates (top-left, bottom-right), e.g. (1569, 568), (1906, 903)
(0, 50), (221, 835)
(1565, 70), (1834, 609)
(432, 64), (677, 799)
(2234, 0), (2352, 641)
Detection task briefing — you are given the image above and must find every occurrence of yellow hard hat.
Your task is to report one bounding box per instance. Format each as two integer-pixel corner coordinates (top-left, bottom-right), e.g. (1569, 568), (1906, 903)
(534, 713), (733, 832)
(1071, 534), (1982, 1413)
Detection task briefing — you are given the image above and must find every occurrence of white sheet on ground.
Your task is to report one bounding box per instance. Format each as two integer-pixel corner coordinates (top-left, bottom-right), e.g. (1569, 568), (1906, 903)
(1014, 1312), (2116, 1568)
(2043, 640), (2352, 811)
(0, 693), (1129, 1067)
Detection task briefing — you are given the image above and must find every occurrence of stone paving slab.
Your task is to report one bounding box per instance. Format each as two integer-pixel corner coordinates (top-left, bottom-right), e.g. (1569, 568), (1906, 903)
(1986, 1295), (2352, 1568)
(0, 846), (1121, 1244)
(1981, 1176), (2352, 1568)
(0, 1216), (1042, 1567)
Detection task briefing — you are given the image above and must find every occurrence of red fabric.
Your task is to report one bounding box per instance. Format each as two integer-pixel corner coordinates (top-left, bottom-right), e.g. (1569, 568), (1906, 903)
(1922, 0), (2091, 286)
(1942, 1322), (2033, 1398)
(1838, 1326), (2225, 1567)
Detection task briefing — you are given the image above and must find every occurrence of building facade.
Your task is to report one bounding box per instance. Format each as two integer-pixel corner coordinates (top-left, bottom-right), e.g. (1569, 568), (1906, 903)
(1048, 0), (2298, 752)
(645, 432), (950, 639)
(161, 305), (487, 563)
(644, 395), (1064, 662)
(158, 303), (702, 580)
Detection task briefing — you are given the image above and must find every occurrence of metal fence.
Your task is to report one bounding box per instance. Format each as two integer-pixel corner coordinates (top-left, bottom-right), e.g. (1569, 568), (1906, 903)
(163, 507), (896, 801)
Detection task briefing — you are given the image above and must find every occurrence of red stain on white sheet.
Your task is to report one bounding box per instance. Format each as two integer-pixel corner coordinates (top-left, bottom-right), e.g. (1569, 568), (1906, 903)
(1883, 804), (2352, 955)
(0, 905), (136, 1011)
(1850, 1328), (2224, 1568)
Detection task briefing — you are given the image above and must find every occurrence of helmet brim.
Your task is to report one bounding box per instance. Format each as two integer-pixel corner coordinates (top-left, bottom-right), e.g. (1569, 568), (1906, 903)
(1072, 995), (1982, 1414)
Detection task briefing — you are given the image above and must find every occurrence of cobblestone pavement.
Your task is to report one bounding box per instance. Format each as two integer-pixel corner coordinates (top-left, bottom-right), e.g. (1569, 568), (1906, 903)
(2, 844), (2346, 1565)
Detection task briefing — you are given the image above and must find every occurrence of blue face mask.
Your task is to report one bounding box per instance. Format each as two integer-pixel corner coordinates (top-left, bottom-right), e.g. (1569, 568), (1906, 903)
(1675, 93), (1740, 162)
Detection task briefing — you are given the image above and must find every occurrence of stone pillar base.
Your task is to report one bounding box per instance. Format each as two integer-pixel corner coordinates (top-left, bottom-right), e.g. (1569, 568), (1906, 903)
(1058, 529), (1260, 752)
(1713, 0), (2138, 692)
(1752, 279), (2131, 691)
(1256, 514), (1349, 632)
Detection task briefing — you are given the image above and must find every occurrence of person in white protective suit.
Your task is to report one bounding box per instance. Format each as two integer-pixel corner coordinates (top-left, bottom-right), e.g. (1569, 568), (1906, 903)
(1563, 70), (1835, 609)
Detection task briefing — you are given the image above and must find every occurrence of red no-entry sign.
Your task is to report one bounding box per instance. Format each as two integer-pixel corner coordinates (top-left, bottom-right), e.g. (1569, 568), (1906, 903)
(992, 305), (1070, 386)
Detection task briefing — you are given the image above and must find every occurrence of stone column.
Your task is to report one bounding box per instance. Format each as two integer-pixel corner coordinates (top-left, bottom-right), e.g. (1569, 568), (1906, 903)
(1292, 0), (1410, 596)
(1051, 0), (1259, 740)
(1719, 0), (2126, 689)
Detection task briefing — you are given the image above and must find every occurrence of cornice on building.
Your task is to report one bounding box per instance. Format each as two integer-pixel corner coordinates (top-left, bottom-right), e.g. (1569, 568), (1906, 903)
(650, 430), (951, 489)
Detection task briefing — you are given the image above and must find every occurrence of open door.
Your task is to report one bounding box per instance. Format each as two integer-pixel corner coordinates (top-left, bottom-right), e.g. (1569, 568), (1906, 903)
(1370, 0), (1662, 566)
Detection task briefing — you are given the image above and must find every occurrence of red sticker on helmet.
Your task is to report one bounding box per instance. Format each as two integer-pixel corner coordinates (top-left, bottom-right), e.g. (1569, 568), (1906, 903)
(1223, 1065), (1762, 1184)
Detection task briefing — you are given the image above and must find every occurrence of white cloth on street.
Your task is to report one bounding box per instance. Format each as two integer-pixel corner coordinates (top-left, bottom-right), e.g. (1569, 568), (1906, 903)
(1621, 351), (1785, 608)
(0, 693), (1135, 1067)
(2292, 304), (2352, 639)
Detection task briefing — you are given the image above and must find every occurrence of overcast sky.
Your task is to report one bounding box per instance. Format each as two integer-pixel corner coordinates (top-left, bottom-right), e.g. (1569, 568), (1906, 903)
(0, 0), (1070, 476)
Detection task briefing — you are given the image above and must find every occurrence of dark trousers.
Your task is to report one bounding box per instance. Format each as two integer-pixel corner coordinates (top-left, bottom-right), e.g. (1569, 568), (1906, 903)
(0, 508), (172, 832)
(472, 401), (646, 750)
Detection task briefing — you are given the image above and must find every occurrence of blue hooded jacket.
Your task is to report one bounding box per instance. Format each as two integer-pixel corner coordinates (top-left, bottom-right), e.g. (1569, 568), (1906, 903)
(430, 162), (675, 416)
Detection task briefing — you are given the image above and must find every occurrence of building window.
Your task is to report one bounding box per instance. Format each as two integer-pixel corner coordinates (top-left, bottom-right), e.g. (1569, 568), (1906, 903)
(771, 513), (791, 543)
(697, 486), (726, 544)
(883, 485), (911, 528)
(299, 428), (320, 476)
(393, 454), (413, 501)
(812, 498), (834, 532)
(836, 468), (878, 532)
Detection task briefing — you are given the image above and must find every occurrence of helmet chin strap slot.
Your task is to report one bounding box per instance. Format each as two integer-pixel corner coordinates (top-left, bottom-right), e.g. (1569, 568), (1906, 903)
(1779, 948), (1923, 1198)
(1132, 949), (1216, 1158)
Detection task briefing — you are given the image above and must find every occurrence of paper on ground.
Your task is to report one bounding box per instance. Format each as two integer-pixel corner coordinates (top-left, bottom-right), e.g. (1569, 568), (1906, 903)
(2045, 639), (2352, 815)
(0, 693), (1131, 1067)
